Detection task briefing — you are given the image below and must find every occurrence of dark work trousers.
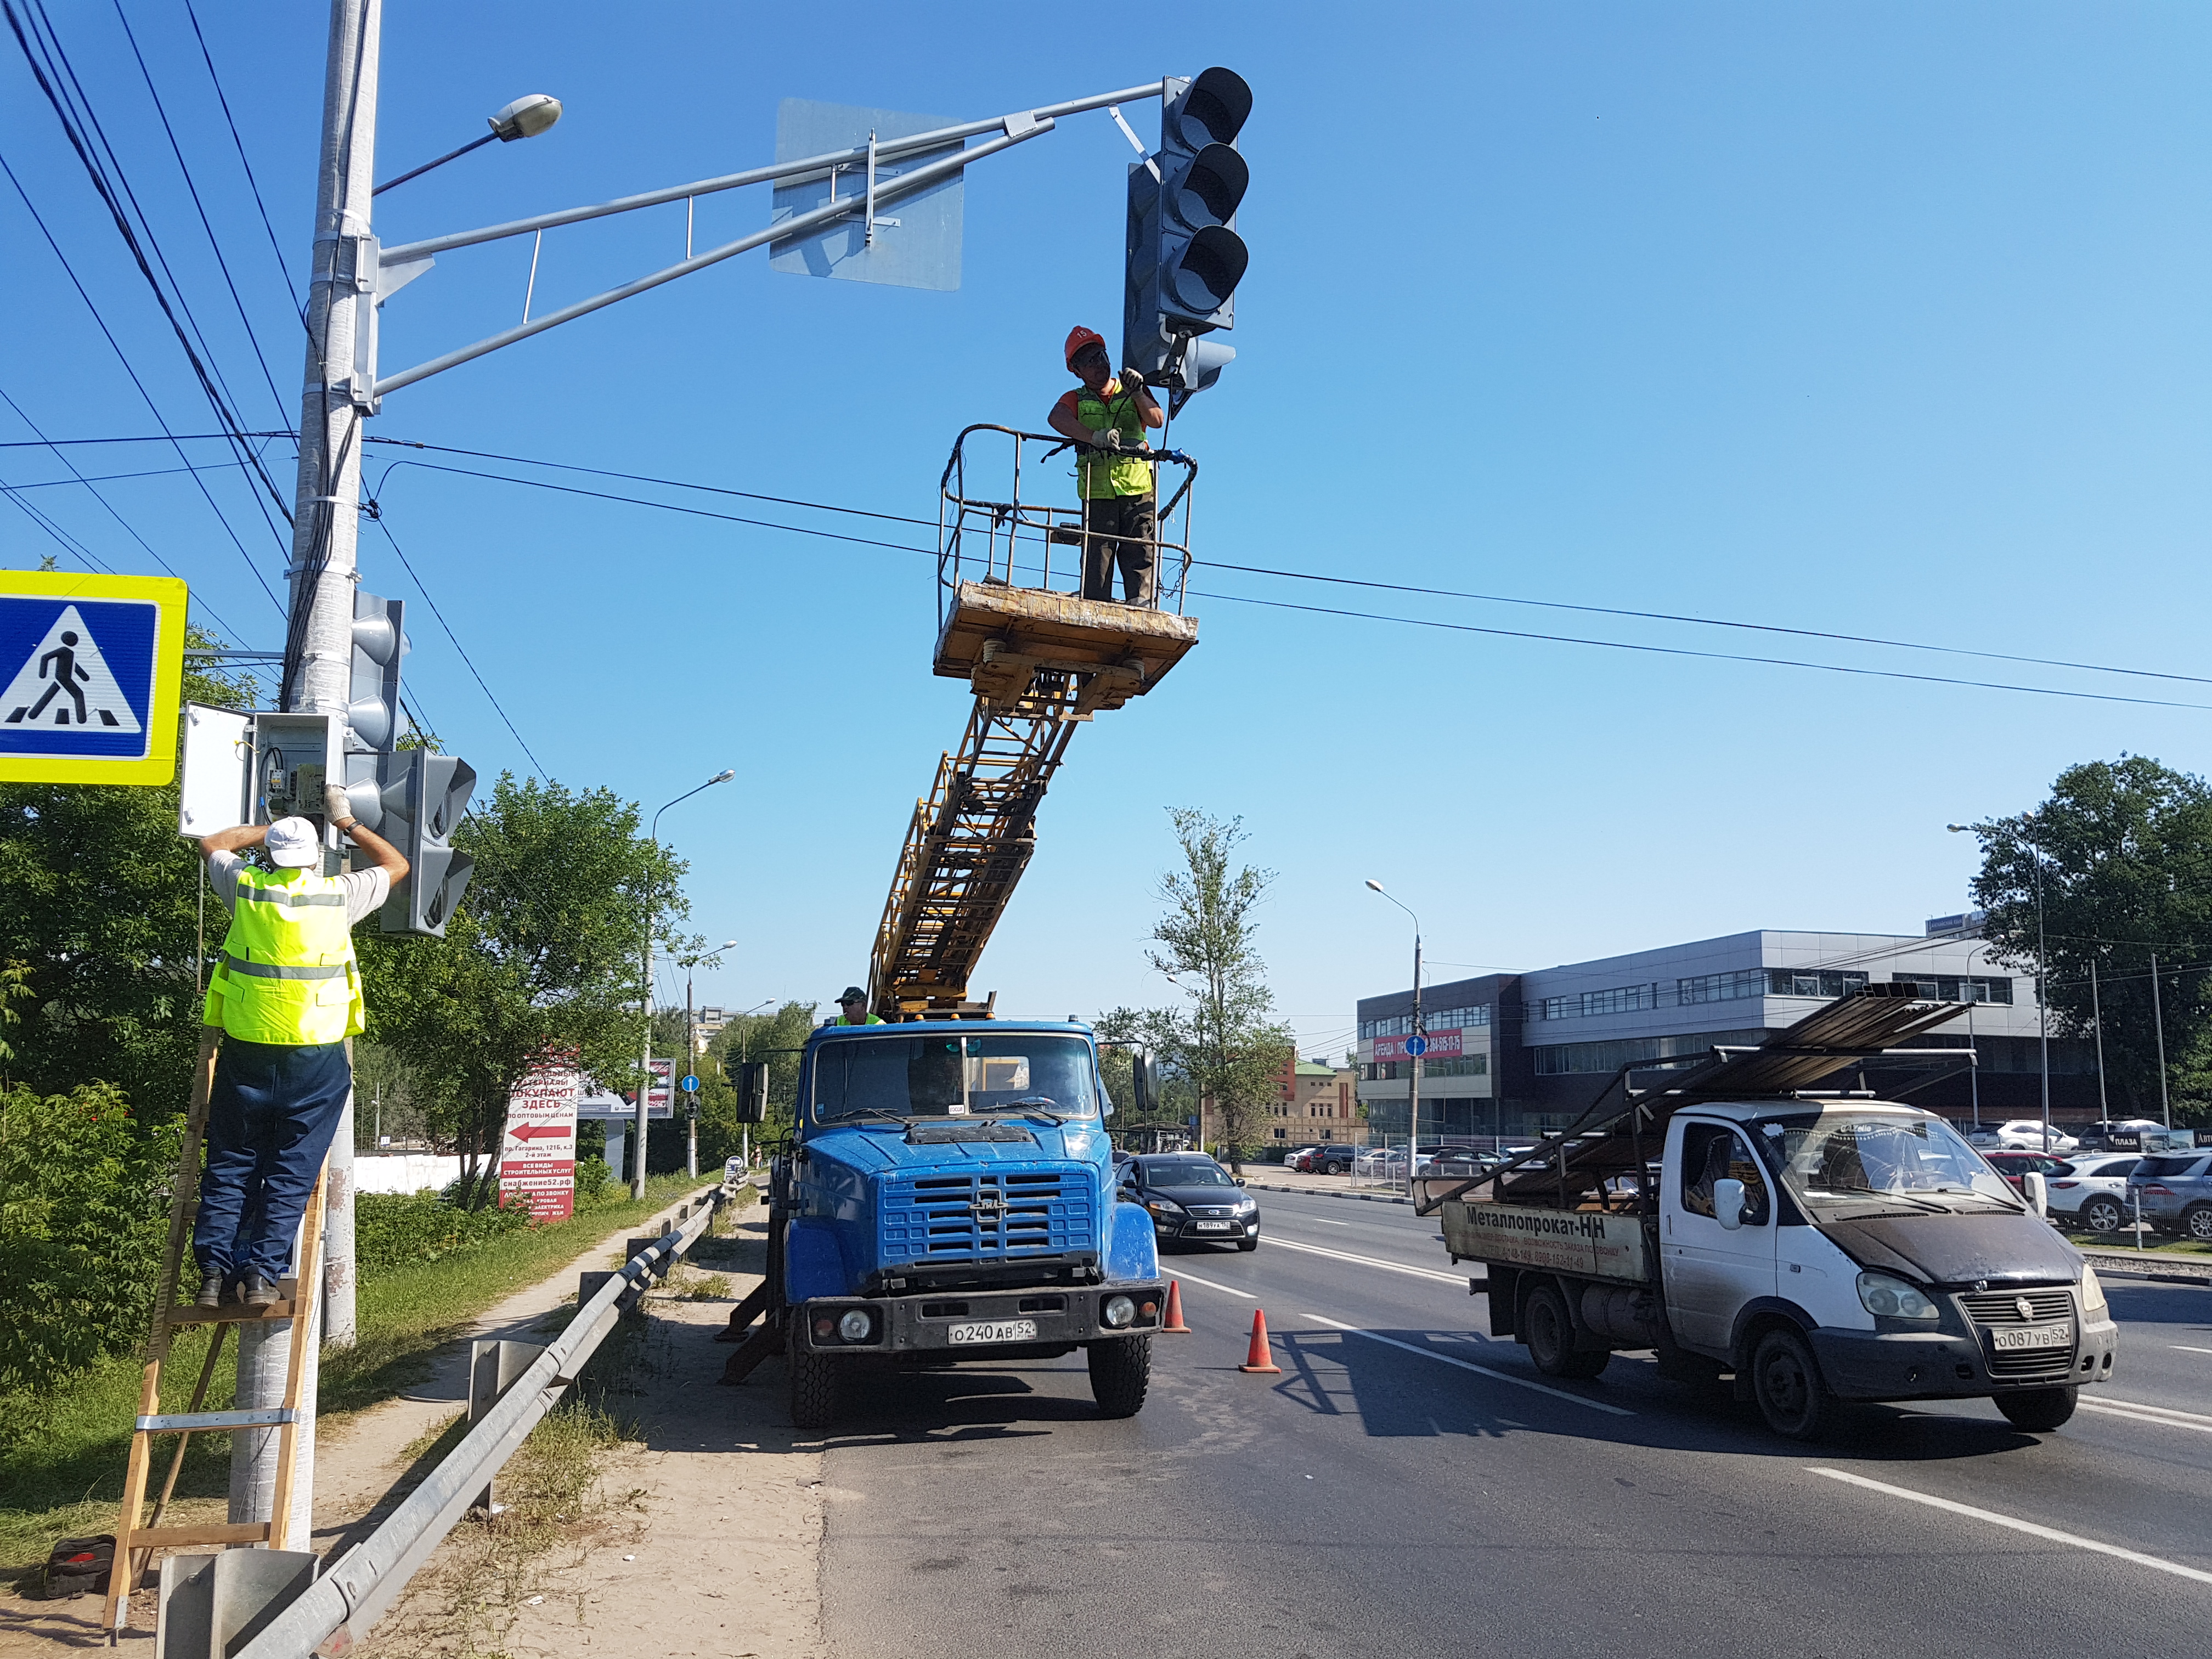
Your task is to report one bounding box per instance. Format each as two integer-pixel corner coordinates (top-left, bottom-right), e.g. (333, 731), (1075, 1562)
(193, 1037), (351, 1284)
(1081, 493), (1158, 603)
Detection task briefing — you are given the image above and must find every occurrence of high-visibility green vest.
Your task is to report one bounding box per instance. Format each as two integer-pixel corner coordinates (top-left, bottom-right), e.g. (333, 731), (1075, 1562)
(1075, 380), (1155, 499)
(202, 865), (366, 1045)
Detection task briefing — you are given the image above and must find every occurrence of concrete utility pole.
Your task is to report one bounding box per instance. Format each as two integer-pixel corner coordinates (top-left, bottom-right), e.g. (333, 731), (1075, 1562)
(240, 0), (381, 1543)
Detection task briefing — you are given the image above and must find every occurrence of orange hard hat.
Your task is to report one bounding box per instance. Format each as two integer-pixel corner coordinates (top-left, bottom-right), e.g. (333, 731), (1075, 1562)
(1064, 325), (1107, 370)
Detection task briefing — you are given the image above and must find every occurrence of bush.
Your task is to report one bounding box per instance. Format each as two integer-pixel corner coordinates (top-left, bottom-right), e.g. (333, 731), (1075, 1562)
(573, 1156), (614, 1204)
(0, 1083), (179, 1393)
(354, 1189), (534, 1273)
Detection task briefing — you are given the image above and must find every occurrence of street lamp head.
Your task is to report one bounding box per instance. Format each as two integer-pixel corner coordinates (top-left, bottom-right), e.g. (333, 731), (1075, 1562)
(709, 768), (736, 785)
(1946, 824), (1971, 834)
(720, 939), (738, 950)
(1363, 878), (1385, 894)
(489, 94), (562, 142)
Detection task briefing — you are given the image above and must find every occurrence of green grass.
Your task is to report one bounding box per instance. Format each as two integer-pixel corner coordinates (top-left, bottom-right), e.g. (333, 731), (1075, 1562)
(0, 1172), (713, 1581)
(2069, 1229), (2212, 1258)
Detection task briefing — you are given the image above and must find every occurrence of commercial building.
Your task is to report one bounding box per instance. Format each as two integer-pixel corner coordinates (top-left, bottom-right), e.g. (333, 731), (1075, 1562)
(1261, 1058), (1366, 1149)
(1355, 921), (2093, 1143)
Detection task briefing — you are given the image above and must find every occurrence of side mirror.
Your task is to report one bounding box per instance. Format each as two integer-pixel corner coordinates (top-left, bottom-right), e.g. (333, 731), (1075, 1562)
(1713, 1177), (1746, 1232)
(1233, 1177), (1246, 1187)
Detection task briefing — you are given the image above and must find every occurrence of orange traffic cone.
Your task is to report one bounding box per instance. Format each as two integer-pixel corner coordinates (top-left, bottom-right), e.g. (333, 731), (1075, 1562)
(1160, 1279), (1191, 1334)
(1239, 1308), (1282, 1374)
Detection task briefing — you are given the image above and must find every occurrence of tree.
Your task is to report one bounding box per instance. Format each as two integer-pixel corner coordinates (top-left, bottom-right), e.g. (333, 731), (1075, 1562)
(0, 637), (258, 1125)
(1963, 755), (2212, 1123)
(698, 1000), (819, 1163)
(1098, 809), (1293, 1170)
(356, 775), (687, 1202)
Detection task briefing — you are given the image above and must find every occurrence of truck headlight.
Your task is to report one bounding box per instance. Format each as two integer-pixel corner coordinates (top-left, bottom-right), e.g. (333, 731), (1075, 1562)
(837, 1308), (874, 1343)
(2080, 1266), (2108, 1317)
(1102, 1294), (1136, 1329)
(1857, 1271), (1939, 1321)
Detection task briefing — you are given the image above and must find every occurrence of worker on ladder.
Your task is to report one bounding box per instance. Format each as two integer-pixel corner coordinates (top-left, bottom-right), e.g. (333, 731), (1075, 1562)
(1048, 325), (1164, 606)
(191, 791), (407, 1308)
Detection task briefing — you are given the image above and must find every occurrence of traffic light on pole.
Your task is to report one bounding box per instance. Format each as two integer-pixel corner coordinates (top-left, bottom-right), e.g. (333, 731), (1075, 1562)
(339, 747), (477, 936)
(347, 591), (406, 752)
(1123, 67), (1252, 397)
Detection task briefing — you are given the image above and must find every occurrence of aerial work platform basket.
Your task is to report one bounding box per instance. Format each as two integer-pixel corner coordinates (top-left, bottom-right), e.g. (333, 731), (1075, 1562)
(932, 425), (1199, 720)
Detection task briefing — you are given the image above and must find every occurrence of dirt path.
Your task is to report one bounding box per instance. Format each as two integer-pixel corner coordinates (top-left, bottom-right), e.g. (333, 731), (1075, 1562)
(1, 1189), (822, 1656)
(358, 1211), (824, 1658)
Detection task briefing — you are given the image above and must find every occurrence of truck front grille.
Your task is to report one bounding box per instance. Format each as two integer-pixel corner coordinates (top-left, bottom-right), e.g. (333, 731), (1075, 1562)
(879, 1167), (1096, 1266)
(1960, 1288), (2078, 1381)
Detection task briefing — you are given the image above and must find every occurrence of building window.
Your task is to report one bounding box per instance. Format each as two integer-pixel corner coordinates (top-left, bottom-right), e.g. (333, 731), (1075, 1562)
(1889, 974), (2013, 1005)
(1767, 969), (1869, 998)
(1421, 1055), (1489, 1078)
(1532, 1029), (1769, 1075)
(1359, 1005), (1491, 1040)
(1534, 984), (1658, 1021)
(1678, 969), (1766, 1005)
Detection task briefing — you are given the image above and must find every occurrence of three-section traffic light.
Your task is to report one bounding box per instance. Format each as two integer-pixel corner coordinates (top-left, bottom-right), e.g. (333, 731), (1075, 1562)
(1123, 67), (1252, 396)
(339, 747), (477, 936)
(347, 591), (407, 753)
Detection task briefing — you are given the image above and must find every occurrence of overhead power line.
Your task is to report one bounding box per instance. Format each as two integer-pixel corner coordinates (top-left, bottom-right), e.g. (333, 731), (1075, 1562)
(180, 0), (302, 320)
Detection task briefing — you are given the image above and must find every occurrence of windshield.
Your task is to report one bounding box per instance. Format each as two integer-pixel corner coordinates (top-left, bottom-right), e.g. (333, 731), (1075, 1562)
(1144, 1160), (1234, 1187)
(810, 1032), (1098, 1122)
(1758, 1110), (2019, 1208)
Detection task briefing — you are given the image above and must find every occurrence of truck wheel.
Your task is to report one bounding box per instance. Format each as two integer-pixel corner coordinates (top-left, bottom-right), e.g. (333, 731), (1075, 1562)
(1750, 1327), (1836, 1441)
(2185, 1206), (2212, 1244)
(1995, 1385), (2079, 1432)
(1088, 1335), (1152, 1418)
(1523, 1283), (1610, 1380)
(787, 1312), (837, 1431)
(2082, 1197), (2124, 1234)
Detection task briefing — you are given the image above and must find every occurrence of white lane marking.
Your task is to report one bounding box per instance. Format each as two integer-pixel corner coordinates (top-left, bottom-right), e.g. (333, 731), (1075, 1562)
(2088, 1394), (2212, 1426)
(1265, 1234), (1470, 1284)
(2077, 1402), (2212, 1436)
(1808, 1467), (2212, 1587)
(1171, 1269), (1256, 1301)
(2174, 1346), (2212, 1356)
(1308, 1217), (1349, 1226)
(1297, 1311), (1634, 1416)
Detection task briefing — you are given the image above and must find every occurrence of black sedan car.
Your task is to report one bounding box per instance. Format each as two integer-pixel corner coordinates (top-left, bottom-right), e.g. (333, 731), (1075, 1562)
(1119, 1154), (1259, 1251)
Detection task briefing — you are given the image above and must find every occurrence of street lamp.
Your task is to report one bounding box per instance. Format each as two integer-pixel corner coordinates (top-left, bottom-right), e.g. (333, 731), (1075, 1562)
(1364, 879), (1423, 1192)
(635, 769), (735, 1198)
(678, 939), (738, 1178)
(1951, 822), (2052, 1151)
(373, 93), (564, 196)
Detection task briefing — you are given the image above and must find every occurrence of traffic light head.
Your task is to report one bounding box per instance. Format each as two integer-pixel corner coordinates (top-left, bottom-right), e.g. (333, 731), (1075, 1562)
(1124, 67), (1251, 394)
(341, 747), (476, 936)
(347, 591), (407, 752)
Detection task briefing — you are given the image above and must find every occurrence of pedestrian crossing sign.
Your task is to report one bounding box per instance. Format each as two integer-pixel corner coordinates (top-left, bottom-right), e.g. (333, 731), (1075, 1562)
(0, 571), (188, 784)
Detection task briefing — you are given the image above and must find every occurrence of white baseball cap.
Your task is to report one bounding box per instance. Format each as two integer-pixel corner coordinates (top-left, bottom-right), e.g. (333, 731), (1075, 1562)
(264, 816), (320, 867)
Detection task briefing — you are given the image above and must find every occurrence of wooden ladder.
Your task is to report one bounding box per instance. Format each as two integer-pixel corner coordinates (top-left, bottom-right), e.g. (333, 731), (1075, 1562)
(101, 1030), (328, 1638)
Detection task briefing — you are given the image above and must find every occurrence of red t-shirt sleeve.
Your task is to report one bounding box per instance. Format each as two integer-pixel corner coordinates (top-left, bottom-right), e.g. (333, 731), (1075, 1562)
(1050, 389), (1083, 427)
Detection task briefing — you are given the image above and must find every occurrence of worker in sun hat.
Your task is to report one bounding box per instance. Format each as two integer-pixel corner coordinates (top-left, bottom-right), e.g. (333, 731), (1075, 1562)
(190, 788), (408, 1310)
(828, 986), (884, 1027)
(1047, 325), (1165, 605)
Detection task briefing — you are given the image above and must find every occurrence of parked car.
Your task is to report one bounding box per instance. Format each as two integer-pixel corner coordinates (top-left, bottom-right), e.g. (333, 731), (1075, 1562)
(1981, 1149), (2071, 1198)
(1354, 1146), (1433, 1177)
(1118, 1154), (1260, 1251)
(1279, 1145), (1323, 1169)
(1292, 1144), (1356, 1175)
(1988, 1119), (2080, 1151)
(2077, 1118), (2169, 1152)
(2044, 1154), (2144, 1233)
(2128, 1152), (2212, 1242)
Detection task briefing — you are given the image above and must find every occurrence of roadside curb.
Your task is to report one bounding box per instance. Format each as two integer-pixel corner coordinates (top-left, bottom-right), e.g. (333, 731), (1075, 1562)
(1240, 1178), (1413, 1207)
(2081, 1248), (2212, 1286)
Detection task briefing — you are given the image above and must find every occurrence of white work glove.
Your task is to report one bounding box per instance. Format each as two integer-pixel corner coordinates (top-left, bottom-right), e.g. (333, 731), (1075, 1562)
(1090, 429), (1125, 452)
(1119, 365), (1146, 388)
(323, 783), (352, 824)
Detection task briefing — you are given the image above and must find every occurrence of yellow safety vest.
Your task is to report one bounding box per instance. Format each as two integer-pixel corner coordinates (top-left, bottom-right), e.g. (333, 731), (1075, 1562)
(202, 866), (366, 1045)
(1075, 380), (1155, 499)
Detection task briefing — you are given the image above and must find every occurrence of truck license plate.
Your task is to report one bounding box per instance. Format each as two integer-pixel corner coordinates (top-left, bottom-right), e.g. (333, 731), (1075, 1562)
(1991, 1323), (2071, 1352)
(1193, 1221), (1233, 1232)
(947, 1319), (1036, 1345)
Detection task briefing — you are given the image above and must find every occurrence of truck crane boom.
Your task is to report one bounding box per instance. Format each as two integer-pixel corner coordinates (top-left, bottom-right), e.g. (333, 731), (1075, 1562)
(868, 426), (1200, 1020)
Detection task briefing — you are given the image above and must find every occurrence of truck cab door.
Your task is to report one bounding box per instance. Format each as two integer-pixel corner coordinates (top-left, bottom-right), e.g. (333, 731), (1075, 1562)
(1663, 1120), (1778, 1357)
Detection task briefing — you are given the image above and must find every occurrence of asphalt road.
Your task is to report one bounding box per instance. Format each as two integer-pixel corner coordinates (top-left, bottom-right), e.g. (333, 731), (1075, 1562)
(816, 1187), (2212, 1659)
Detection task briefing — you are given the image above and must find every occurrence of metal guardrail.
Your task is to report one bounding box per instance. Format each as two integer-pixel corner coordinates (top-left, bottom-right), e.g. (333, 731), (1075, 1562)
(234, 1188), (726, 1659)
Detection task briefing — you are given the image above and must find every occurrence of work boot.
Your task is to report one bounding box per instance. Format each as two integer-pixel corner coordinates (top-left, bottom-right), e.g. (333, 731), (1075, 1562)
(193, 1272), (225, 1312)
(240, 1272), (280, 1310)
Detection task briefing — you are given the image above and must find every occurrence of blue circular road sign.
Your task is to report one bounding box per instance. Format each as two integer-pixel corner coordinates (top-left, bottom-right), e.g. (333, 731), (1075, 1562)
(1403, 1036), (1427, 1057)
(679, 1074), (700, 1093)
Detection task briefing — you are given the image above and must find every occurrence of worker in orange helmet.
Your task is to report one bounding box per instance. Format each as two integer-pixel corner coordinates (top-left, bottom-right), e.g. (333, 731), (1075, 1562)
(1047, 325), (1164, 604)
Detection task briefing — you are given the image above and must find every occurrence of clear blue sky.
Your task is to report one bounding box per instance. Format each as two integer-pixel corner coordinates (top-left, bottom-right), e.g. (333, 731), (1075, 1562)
(6, 3), (2209, 1062)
